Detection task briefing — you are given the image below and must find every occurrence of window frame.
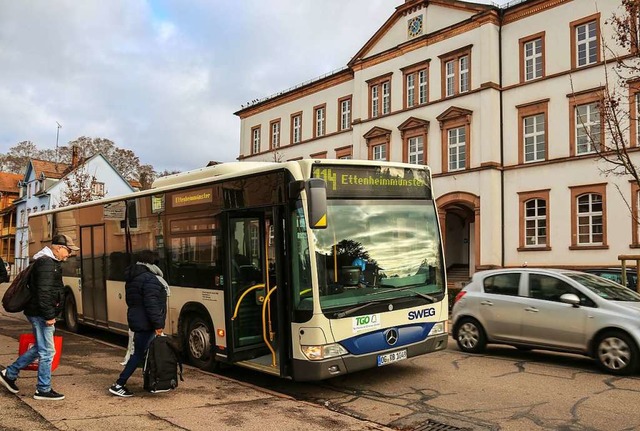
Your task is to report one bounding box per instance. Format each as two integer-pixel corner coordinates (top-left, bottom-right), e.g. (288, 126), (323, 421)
(519, 32), (545, 82)
(367, 72), (393, 119)
(439, 46), (472, 99)
(401, 60), (430, 109)
(517, 99), (549, 164)
(438, 108), (472, 174)
(568, 89), (604, 157)
(335, 145), (353, 159)
(570, 14), (601, 69)
(629, 81), (640, 148)
(518, 189), (551, 251)
(338, 95), (352, 131)
(290, 111), (302, 145)
(269, 118), (281, 150)
(631, 182), (640, 247)
(251, 125), (261, 155)
(569, 183), (608, 249)
(313, 104), (326, 138)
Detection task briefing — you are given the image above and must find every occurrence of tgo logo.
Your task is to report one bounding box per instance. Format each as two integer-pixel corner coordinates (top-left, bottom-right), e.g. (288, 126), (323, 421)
(408, 307), (436, 320)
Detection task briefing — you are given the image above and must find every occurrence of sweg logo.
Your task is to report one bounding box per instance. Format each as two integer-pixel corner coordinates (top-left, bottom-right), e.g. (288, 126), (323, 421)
(408, 307), (436, 320)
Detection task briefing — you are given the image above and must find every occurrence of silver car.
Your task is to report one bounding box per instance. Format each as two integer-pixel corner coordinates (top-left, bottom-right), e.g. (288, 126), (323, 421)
(451, 268), (640, 375)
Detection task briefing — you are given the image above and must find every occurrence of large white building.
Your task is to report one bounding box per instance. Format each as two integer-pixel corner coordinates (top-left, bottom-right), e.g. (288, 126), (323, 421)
(235, 0), (640, 280)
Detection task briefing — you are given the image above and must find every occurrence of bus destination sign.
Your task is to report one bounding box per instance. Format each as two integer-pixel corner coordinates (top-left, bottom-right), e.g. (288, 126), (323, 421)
(312, 165), (431, 199)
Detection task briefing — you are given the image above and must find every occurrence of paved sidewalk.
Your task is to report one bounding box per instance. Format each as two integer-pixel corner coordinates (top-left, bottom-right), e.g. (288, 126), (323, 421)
(0, 301), (391, 430)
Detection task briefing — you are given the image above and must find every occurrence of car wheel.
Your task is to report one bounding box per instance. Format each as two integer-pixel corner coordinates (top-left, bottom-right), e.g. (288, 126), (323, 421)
(455, 317), (487, 353)
(595, 331), (639, 375)
(185, 314), (218, 371)
(63, 292), (79, 333)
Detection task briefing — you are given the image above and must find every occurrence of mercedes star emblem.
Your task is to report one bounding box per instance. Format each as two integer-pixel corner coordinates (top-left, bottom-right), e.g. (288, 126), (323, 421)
(385, 329), (398, 346)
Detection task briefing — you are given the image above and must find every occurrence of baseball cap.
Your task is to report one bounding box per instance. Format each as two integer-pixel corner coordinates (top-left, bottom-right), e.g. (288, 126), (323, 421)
(52, 234), (80, 251)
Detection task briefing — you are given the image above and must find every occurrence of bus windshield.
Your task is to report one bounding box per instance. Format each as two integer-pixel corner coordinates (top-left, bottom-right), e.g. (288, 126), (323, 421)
(313, 199), (444, 314)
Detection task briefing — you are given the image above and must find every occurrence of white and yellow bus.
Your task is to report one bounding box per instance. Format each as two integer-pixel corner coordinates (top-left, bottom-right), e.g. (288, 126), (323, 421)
(28, 159), (448, 381)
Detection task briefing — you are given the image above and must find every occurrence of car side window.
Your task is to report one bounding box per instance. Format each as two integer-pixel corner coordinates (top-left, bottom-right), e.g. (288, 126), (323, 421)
(529, 274), (595, 307)
(483, 273), (521, 296)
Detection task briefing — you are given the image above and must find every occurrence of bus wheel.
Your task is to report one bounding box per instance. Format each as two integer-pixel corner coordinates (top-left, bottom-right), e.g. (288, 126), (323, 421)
(186, 315), (217, 371)
(64, 293), (79, 333)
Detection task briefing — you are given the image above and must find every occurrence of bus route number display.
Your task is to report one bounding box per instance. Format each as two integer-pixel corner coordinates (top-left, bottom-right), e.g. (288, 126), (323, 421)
(312, 165), (430, 199)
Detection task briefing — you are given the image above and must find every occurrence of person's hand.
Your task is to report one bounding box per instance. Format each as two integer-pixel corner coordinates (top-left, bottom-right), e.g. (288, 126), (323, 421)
(46, 319), (56, 326)
(155, 328), (164, 336)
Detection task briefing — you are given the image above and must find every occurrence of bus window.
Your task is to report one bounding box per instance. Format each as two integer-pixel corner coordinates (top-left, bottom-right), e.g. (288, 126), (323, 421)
(291, 202), (313, 315)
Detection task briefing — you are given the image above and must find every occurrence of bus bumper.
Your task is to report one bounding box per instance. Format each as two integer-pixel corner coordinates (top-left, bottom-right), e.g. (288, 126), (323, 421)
(291, 333), (448, 381)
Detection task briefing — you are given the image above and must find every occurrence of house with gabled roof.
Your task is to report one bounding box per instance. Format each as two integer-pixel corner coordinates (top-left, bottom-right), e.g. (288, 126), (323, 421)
(0, 171), (22, 272)
(14, 149), (135, 270)
(234, 0), (640, 283)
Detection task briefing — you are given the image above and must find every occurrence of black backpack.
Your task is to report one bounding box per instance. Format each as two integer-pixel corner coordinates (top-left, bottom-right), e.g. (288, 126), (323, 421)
(143, 335), (183, 393)
(2, 263), (35, 313)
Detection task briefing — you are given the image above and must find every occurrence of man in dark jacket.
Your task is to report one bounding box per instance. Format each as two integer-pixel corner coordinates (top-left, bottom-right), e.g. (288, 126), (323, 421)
(0, 234), (79, 401)
(109, 249), (168, 397)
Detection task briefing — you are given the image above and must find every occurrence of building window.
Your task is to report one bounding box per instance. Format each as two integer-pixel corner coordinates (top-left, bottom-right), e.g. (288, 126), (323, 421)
(367, 73), (392, 119)
(373, 144), (386, 160)
(440, 46), (471, 98)
(251, 126), (261, 154)
(92, 182), (105, 195)
(568, 90), (603, 157)
(270, 119), (280, 149)
(447, 127), (466, 171)
(338, 96), (352, 131)
(335, 145), (352, 159)
(310, 151), (327, 159)
(518, 99), (549, 164)
(402, 60), (429, 108)
(634, 186), (640, 247)
(408, 136), (424, 165)
(291, 112), (302, 144)
(575, 102), (600, 154)
(519, 32), (545, 82)
(570, 184), (607, 249)
(314, 104), (326, 138)
(518, 190), (550, 250)
(570, 14), (601, 69)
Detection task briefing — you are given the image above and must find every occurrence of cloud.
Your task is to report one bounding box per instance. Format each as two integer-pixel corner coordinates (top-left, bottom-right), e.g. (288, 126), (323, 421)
(0, 0), (504, 172)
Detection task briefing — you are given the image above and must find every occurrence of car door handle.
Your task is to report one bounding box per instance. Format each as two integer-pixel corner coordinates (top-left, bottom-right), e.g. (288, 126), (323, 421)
(480, 300), (493, 306)
(524, 307), (539, 312)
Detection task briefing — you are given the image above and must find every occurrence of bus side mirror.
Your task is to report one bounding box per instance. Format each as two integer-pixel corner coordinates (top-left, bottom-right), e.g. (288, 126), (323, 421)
(306, 179), (327, 229)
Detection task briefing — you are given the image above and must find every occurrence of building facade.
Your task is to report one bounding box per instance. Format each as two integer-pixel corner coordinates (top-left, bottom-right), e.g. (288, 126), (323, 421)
(14, 154), (135, 271)
(0, 172), (22, 273)
(235, 0), (640, 278)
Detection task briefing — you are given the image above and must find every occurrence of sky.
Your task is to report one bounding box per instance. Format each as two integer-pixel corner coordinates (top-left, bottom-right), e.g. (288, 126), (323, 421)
(0, 0), (504, 173)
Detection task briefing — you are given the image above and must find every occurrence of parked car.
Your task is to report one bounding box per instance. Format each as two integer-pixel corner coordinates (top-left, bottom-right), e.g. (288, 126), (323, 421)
(582, 268), (638, 290)
(451, 268), (640, 375)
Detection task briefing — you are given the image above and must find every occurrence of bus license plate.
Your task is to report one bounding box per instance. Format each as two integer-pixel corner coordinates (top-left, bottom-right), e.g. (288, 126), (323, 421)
(377, 349), (407, 366)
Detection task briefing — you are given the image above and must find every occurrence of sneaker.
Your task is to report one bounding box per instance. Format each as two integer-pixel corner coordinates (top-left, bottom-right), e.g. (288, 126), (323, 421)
(0, 369), (19, 394)
(109, 383), (133, 398)
(33, 389), (65, 401)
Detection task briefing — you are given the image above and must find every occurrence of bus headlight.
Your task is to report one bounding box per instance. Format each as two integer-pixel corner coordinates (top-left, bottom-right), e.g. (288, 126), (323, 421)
(428, 321), (446, 336)
(301, 343), (348, 361)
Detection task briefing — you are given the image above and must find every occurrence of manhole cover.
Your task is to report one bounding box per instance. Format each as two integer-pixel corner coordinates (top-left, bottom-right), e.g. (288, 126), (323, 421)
(414, 419), (471, 431)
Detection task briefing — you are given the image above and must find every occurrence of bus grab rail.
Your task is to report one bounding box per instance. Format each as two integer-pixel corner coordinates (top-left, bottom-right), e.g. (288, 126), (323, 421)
(231, 284), (266, 321)
(262, 285), (278, 367)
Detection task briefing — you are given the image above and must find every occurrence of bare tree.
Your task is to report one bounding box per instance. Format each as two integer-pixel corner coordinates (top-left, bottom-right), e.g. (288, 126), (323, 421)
(0, 141), (40, 173)
(57, 164), (106, 207)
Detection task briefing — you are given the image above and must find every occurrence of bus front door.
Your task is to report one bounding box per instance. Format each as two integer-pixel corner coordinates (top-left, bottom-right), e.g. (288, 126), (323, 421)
(225, 212), (285, 375)
(79, 225), (107, 326)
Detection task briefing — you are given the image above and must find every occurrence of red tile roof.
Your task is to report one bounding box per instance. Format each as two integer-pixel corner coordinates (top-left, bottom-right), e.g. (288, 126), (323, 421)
(0, 172), (22, 193)
(31, 159), (70, 179)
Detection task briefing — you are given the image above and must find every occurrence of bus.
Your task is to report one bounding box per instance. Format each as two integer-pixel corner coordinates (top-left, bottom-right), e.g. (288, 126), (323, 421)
(28, 159), (448, 381)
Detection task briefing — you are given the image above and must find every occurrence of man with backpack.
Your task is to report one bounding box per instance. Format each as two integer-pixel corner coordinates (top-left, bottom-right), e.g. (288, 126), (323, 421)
(109, 250), (168, 397)
(0, 234), (79, 401)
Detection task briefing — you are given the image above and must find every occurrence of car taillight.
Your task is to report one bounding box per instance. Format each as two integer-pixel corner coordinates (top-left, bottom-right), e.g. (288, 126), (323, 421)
(454, 290), (467, 304)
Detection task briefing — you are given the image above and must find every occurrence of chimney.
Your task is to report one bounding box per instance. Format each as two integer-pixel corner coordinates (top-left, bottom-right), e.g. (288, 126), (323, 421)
(71, 145), (79, 168)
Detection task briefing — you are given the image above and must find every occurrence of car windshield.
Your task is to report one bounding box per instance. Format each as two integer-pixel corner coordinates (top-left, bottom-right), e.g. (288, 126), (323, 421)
(565, 272), (640, 302)
(313, 199), (444, 313)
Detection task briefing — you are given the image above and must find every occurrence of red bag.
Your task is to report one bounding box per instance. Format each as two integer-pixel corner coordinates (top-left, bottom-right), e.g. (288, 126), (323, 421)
(18, 333), (63, 371)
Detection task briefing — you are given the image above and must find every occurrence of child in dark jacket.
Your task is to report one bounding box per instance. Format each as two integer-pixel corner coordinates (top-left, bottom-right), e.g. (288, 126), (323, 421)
(109, 250), (168, 397)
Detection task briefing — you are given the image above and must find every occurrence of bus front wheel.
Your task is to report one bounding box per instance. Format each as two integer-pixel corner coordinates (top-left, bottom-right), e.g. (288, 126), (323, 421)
(185, 315), (217, 371)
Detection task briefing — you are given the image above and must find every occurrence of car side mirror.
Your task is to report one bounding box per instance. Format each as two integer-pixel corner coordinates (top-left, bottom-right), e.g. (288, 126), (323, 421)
(560, 293), (580, 307)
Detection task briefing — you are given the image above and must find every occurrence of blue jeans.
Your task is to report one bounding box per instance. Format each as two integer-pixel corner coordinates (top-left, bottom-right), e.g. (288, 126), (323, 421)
(6, 316), (56, 392)
(117, 330), (155, 386)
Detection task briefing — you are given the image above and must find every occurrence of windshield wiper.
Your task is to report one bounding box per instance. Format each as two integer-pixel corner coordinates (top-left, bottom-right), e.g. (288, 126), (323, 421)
(369, 285), (437, 302)
(335, 299), (388, 318)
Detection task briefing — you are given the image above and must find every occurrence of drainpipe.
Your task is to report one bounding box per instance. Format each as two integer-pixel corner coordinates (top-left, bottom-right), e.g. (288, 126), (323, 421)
(499, 8), (505, 268)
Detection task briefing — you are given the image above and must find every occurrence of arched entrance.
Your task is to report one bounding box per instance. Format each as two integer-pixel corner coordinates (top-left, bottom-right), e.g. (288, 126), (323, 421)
(436, 192), (480, 281)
